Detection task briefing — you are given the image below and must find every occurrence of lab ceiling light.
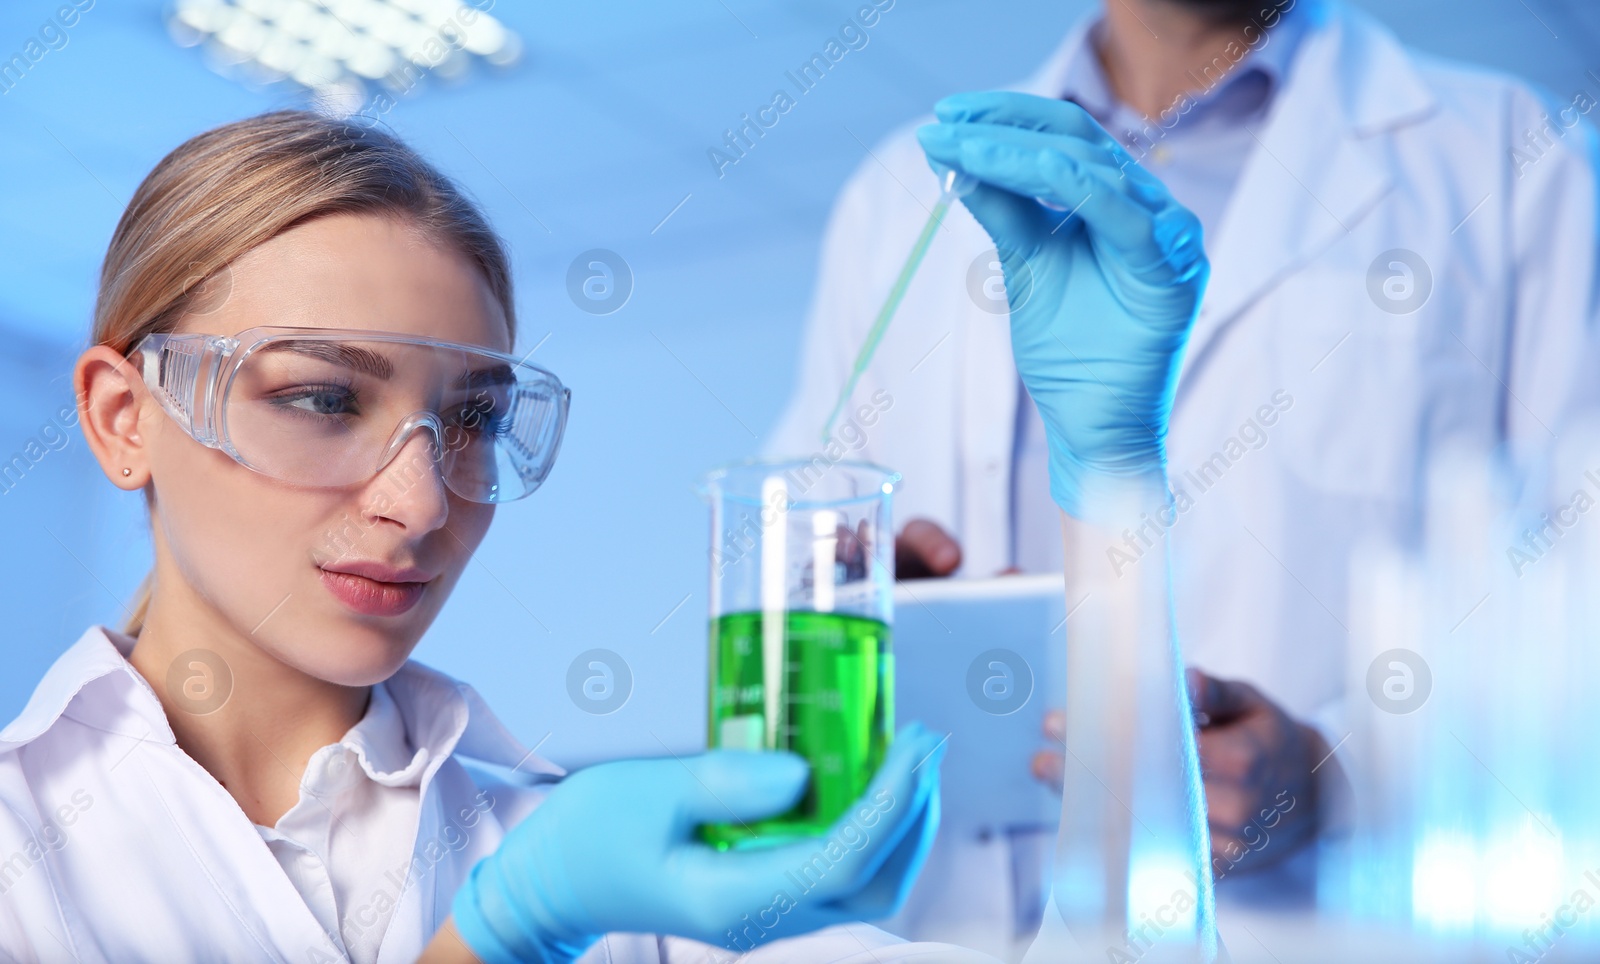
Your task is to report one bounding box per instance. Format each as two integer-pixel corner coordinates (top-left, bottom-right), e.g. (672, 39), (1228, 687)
(166, 0), (522, 117)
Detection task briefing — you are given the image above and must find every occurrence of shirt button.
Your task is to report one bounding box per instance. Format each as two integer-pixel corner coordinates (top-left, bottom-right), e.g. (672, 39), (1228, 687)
(1150, 144), (1173, 165)
(986, 460), (1002, 476)
(328, 752), (361, 792)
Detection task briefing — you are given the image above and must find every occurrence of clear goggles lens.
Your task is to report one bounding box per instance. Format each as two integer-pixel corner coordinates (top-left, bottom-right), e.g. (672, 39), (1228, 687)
(133, 327), (570, 504)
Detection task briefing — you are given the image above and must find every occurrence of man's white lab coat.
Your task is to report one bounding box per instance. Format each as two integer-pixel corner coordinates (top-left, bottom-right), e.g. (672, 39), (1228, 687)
(765, 3), (1600, 954)
(0, 626), (997, 963)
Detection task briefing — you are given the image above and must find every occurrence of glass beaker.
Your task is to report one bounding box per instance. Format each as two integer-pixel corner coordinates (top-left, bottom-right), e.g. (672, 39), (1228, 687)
(698, 459), (900, 850)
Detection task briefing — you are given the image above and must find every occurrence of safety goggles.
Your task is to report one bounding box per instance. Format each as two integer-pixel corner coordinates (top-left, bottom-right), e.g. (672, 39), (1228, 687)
(130, 326), (570, 504)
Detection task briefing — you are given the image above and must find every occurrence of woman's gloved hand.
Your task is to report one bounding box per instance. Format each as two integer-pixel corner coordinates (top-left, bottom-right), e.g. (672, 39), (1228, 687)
(917, 91), (1209, 521)
(451, 722), (947, 963)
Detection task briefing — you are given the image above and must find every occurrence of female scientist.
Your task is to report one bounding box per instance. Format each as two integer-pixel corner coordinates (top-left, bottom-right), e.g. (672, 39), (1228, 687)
(0, 90), (1210, 963)
(0, 112), (967, 964)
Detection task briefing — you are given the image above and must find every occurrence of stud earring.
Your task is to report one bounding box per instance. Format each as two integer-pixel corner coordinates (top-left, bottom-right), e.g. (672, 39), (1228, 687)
(122, 468), (132, 477)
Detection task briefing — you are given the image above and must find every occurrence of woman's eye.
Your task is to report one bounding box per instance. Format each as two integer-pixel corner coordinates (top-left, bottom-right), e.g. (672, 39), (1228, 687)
(451, 397), (506, 434)
(274, 385), (359, 417)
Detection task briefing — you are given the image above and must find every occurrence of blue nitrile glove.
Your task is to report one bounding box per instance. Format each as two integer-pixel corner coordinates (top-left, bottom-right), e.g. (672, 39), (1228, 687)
(451, 722), (947, 963)
(916, 91), (1209, 520)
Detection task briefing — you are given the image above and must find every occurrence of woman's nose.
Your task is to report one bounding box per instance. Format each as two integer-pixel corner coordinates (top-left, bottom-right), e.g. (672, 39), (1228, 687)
(367, 423), (450, 533)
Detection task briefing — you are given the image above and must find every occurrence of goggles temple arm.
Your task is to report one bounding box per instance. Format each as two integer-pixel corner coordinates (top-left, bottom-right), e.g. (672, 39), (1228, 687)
(133, 333), (238, 448)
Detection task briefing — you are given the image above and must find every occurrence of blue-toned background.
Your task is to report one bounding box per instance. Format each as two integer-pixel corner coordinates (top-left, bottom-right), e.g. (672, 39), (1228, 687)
(2, 0), (1596, 765)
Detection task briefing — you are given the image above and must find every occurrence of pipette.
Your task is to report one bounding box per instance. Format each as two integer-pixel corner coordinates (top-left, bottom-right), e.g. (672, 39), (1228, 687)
(820, 166), (976, 443)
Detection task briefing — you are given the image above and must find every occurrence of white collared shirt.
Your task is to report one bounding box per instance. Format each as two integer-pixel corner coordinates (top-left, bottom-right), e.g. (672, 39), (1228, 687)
(0, 625), (989, 964)
(254, 680), (425, 964)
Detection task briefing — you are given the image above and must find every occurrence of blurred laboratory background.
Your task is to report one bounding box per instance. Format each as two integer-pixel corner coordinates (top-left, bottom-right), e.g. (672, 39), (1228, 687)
(0, 0), (1595, 772)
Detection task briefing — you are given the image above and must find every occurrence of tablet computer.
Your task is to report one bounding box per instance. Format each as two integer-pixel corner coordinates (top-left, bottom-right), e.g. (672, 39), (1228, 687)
(892, 573), (1068, 834)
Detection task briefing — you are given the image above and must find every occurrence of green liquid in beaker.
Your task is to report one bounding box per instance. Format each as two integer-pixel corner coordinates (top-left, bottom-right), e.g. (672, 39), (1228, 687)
(701, 610), (893, 851)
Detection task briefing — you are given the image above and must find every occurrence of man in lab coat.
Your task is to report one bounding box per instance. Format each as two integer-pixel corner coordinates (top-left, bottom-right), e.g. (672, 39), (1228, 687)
(765, 0), (1600, 954)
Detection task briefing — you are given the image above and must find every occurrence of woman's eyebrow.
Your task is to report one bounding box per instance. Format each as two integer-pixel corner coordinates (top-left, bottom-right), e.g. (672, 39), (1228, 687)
(256, 342), (515, 388)
(453, 364), (515, 389)
(258, 341), (394, 379)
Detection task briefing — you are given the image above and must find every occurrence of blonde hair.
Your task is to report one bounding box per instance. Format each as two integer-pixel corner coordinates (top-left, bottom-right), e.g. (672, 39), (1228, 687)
(92, 110), (517, 637)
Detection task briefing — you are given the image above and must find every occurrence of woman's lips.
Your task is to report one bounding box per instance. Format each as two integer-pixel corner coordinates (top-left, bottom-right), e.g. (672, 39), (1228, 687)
(318, 567), (427, 617)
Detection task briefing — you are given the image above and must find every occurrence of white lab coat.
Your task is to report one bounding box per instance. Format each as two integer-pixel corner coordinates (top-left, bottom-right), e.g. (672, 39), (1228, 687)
(0, 626), (999, 964)
(766, 1), (1600, 953)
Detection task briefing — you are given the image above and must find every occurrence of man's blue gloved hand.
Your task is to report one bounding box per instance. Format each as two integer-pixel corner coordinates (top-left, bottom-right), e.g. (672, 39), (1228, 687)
(451, 722), (947, 963)
(916, 91), (1209, 520)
